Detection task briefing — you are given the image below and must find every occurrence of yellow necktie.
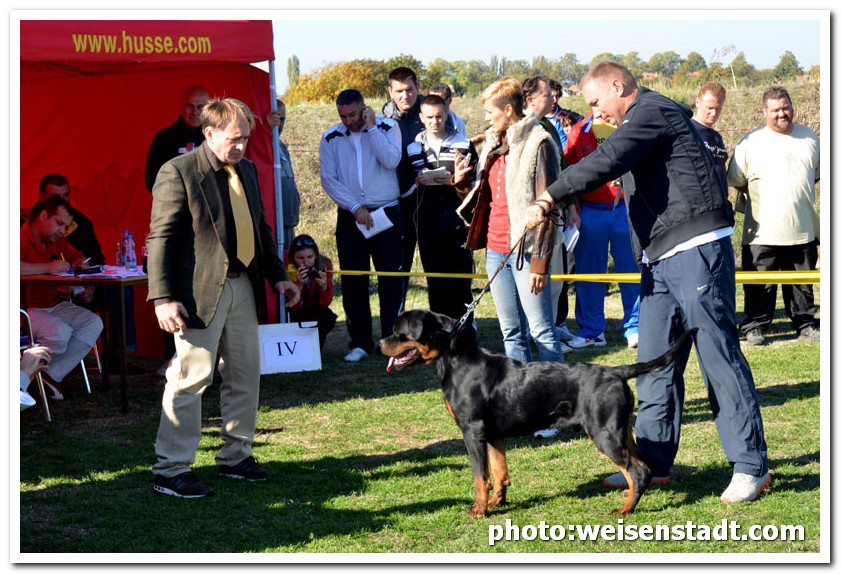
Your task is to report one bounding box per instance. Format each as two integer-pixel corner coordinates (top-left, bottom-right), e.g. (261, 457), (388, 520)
(224, 165), (255, 268)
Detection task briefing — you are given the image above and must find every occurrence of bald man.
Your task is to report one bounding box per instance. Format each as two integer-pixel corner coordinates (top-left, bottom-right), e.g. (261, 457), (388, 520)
(145, 85), (211, 192)
(526, 61), (769, 505)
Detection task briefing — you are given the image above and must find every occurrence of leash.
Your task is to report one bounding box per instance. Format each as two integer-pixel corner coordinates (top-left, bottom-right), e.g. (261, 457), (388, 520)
(450, 203), (565, 339)
(450, 229), (527, 339)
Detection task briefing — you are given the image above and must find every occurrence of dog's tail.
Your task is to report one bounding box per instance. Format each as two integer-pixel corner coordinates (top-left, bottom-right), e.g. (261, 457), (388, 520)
(612, 328), (698, 381)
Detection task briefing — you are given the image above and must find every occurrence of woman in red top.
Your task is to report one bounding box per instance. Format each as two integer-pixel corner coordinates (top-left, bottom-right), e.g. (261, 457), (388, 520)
(454, 77), (563, 363)
(288, 234), (337, 348)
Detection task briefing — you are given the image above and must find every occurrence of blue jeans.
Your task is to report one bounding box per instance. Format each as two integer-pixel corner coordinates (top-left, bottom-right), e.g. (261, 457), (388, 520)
(574, 200), (640, 339)
(487, 248), (563, 363)
(635, 238), (768, 477)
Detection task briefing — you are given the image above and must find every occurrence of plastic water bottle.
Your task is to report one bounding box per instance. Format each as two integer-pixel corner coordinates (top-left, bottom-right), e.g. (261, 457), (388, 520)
(115, 242), (124, 267)
(124, 234), (137, 270)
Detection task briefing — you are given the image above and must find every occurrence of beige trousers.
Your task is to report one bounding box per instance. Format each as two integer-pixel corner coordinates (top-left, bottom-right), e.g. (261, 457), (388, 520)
(153, 274), (260, 477)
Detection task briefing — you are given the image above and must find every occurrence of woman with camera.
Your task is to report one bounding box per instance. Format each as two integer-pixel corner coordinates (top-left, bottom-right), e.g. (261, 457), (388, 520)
(454, 77), (564, 363)
(288, 234), (337, 348)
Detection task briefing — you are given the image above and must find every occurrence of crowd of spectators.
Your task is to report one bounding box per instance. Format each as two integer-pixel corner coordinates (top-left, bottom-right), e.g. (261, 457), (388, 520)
(21, 65), (818, 445)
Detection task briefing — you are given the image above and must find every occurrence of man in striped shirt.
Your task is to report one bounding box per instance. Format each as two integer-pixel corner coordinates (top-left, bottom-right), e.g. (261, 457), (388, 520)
(405, 95), (478, 321)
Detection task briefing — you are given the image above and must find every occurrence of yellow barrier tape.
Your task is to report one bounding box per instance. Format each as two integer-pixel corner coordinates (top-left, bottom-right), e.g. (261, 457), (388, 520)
(330, 269), (820, 284)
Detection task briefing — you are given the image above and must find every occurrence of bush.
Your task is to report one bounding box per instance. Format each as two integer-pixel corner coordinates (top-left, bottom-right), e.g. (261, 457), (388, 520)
(285, 59), (389, 105)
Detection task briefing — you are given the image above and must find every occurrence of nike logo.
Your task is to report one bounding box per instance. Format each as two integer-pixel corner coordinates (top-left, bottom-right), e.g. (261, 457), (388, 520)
(697, 284), (708, 291)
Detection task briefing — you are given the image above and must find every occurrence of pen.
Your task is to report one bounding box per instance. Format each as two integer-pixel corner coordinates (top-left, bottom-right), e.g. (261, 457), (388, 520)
(82, 257), (91, 265)
(60, 252), (66, 262)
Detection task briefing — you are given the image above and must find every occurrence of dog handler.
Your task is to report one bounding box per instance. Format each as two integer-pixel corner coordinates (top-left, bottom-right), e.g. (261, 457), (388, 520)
(525, 62), (770, 504)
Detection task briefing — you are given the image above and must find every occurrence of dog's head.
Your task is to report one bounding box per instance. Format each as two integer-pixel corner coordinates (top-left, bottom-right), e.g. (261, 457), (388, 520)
(380, 310), (456, 372)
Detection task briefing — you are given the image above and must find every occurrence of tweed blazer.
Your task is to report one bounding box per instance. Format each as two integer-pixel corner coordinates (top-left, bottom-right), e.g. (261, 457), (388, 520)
(147, 143), (286, 329)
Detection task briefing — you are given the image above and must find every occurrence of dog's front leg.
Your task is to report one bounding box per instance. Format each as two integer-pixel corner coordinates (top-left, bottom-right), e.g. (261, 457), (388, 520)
(461, 425), (490, 518)
(487, 439), (510, 510)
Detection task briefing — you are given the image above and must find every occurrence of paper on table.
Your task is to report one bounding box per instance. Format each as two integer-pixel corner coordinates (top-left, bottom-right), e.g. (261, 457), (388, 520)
(564, 224), (580, 252)
(355, 206), (394, 239)
(57, 265), (146, 278)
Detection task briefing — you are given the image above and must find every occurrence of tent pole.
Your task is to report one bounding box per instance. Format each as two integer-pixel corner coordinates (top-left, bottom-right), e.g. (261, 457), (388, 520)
(269, 59), (287, 323)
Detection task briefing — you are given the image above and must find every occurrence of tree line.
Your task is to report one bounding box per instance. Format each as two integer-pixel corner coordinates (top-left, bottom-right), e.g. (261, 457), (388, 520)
(283, 50), (817, 104)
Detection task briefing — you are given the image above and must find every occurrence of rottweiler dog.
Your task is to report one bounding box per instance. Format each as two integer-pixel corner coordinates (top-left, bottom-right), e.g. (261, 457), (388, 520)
(380, 309), (696, 517)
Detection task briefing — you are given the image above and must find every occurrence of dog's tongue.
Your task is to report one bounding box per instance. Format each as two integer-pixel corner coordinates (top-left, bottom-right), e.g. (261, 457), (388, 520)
(386, 356), (396, 373)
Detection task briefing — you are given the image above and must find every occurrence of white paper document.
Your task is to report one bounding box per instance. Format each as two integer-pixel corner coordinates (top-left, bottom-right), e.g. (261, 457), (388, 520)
(356, 206), (394, 239)
(564, 224), (580, 252)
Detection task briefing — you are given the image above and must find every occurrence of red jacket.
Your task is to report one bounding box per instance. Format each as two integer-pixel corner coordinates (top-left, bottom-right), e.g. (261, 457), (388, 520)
(564, 114), (622, 205)
(287, 256), (334, 313)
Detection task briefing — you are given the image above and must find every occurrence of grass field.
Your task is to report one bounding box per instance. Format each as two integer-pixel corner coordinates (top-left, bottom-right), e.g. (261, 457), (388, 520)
(19, 80), (822, 556)
(19, 284), (820, 554)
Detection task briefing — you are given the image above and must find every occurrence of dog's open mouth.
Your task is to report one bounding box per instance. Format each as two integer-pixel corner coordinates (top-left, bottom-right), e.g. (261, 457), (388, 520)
(386, 347), (420, 372)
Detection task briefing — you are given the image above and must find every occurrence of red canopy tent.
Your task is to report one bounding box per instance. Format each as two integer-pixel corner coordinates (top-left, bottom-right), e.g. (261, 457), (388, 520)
(20, 20), (280, 355)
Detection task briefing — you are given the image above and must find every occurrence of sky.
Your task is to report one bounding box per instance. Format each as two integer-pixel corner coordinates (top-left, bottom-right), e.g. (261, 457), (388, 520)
(268, 14), (822, 94)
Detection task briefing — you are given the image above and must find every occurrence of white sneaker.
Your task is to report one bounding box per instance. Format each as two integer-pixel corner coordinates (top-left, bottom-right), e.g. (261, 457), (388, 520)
(567, 333), (607, 349)
(603, 471), (671, 489)
(626, 333), (639, 349)
(720, 472), (771, 503)
(534, 428), (559, 439)
(561, 342), (573, 354)
(556, 324), (575, 342)
(20, 390), (36, 411)
(343, 347), (369, 362)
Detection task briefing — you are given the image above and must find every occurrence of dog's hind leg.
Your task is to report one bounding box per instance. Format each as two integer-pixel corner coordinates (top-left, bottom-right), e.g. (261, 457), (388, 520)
(590, 427), (645, 515)
(487, 439), (511, 511)
(623, 425), (652, 508)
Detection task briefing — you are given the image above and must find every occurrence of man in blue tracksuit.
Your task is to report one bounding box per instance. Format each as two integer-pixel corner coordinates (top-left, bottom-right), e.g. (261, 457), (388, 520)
(526, 61), (770, 504)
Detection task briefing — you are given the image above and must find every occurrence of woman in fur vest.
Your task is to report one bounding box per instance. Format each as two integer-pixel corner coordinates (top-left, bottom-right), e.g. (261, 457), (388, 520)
(453, 77), (564, 362)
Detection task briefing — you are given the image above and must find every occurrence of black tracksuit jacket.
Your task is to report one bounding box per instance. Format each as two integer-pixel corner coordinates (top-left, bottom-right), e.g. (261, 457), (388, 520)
(546, 87), (734, 263)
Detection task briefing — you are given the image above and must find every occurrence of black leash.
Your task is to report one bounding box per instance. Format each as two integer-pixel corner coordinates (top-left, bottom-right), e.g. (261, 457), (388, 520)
(450, 203), (565, 339)
(450, 230), (528, 339)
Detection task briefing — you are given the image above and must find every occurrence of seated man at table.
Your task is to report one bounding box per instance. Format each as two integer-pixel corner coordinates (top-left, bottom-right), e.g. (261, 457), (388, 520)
(38, 173), (138, 370)
(20, 196), (103, 399)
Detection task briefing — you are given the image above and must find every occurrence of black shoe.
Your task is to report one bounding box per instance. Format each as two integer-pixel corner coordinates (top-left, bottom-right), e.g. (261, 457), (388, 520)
(218, 456), (275, 481)
(745, 328), (766, 346)
(799, 325), (820, 341)
(153, 471), (214, 498)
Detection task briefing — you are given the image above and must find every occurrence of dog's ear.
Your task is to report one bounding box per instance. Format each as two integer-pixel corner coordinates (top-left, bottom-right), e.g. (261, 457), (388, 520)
(422, 312), (455, 350)
(404, 311), (427, 341)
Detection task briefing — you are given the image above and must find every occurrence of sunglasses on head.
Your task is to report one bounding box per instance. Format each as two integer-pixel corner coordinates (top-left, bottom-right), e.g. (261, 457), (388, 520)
(292, 236), (315, 249)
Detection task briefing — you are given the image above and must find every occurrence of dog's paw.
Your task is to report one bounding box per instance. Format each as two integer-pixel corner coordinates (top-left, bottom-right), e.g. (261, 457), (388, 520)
(467, 503), (488, 518)
(487, 494), (507, 511)
(614, 497), (637, 515)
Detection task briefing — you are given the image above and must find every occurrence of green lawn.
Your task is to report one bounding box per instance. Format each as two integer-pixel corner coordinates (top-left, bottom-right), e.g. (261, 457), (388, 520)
(19, 282), (820, 555)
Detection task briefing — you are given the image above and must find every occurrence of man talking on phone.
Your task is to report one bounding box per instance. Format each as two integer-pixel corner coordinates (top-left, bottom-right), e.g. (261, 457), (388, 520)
(319, 89), (404, 362)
